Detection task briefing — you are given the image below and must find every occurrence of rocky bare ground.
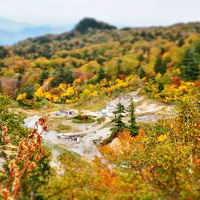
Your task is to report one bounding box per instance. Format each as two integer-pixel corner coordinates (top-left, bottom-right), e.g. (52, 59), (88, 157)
(24, 89), (172, 158)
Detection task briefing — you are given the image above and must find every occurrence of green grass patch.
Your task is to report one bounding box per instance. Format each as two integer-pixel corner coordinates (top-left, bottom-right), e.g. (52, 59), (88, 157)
(96, 116), (106, 124)
(72, 114), (96, 124)
(72, 118), (95, 124)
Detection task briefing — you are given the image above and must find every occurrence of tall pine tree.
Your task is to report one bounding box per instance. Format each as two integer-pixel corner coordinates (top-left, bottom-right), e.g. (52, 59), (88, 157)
(154, 56), (166, 75)
(127, 98), (139, 137)
(111, 102), (126, 133)
(117, 59), (123, 76)
(138, 67), (146, 79)
(97, 65), (105, 82)
(181, 47), (199, 80)
(178, 38), (185, 47)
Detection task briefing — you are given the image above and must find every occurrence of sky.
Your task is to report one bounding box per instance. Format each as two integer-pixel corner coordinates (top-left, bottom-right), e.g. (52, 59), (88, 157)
(0, 0), (200, 27)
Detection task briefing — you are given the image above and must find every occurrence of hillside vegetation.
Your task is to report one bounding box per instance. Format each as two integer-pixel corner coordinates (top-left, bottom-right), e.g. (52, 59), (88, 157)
(0, 18), (200, 199)
(0, 18), (199, 109)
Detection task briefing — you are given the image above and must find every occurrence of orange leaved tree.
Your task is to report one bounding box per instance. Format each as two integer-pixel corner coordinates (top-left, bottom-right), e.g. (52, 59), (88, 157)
(0, 117), (48, 200)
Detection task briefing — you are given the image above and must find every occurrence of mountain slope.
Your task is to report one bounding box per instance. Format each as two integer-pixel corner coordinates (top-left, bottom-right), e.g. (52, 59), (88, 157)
(12, 20), (200, 59)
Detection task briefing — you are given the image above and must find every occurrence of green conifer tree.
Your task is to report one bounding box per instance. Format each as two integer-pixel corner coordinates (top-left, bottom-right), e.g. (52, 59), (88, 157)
(117, 59), (123, 76)
(195, 41), (200, 54)
(181, 47), (199, 80)
(178, 38), (185, 47)
(154, 56), (166, 75)
(97, 66), (105, 82)
(111, 102), (126, 133)
(138, 67), (146, 79)
(51, 66), (74, 87)
(127, 98), (139, 137)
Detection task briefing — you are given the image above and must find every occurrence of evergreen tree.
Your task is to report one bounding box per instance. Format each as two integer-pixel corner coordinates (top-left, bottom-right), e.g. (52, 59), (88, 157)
(175, 32), (182, 40)
(117, 59), (123, 76)
(161, 57), (169, 74)
(0, 46), (8, 58)
(161, 47), (166, 55)
(181, 47), (199, 80)
(147, 32), (154, 39)
(97, 66), (105, 82)
(154, 56), (162, 74)
(140, 31), (146, 37)
(178, 38), (185, 47)
(138, 54), (144, 62)
(51, 66), (74, 87)
(154, 56), (166, 75)
(127, 98), (139, 137)
(25, 83), (35, 99)
(195, 41), (200, 54)
(111, 103), (126, 133)
(138, 67), (146, 79)
(0, 80), (2, 93)
(40, 69), (50, 84)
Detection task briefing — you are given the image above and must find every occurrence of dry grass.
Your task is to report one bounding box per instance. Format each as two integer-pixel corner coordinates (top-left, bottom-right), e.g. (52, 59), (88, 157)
(45, 117), (78, 133)
(72, 96), (111, 111)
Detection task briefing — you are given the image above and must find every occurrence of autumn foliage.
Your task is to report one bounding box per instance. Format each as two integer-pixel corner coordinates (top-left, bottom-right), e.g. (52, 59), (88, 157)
(0, 117), (47, 200)
(39, 100), (200, 199)
(0, 22), (198, 109)
(0, 19), (200, 199)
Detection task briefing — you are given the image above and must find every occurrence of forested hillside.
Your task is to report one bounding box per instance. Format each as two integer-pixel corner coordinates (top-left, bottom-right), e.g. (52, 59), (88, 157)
(0, 18), (199, 109)
(0, 18), (200, 200)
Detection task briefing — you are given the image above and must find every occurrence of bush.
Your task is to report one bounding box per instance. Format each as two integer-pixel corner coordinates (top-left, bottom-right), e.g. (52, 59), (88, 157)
(96, 116), (106, 124)
(72, 114), (95, 123)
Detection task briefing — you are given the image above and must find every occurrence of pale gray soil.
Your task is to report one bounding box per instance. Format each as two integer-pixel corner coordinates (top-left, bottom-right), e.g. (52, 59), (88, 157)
(24, 89), (172, 159)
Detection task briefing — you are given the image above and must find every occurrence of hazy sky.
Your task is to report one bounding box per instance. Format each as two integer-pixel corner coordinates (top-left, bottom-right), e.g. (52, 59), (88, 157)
(0, 0), (200, 27)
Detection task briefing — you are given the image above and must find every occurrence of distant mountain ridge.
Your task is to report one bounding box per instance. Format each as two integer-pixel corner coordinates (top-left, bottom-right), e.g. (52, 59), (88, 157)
(0, 17), (73, 45)
(0, 17), (31, 32)
(2, 17), (200, 48)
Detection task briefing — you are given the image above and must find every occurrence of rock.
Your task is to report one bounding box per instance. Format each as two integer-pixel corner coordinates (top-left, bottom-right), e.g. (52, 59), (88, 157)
(52, 110), (68, 117)
(52, 110), (76, 117)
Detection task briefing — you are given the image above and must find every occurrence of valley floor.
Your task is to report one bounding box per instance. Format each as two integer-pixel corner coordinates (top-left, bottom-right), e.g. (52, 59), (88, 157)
(23, 89), (172, 158)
